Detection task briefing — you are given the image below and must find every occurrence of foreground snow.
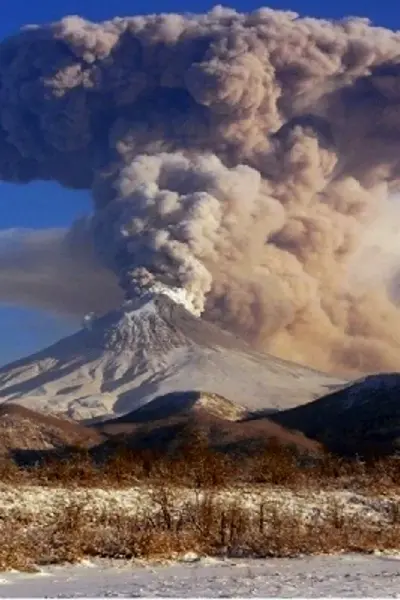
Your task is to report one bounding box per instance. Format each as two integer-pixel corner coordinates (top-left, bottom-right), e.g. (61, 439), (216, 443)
(1, 554), (400, 597)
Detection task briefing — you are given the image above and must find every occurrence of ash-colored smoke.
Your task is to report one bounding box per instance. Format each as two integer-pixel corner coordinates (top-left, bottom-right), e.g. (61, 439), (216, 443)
(2, 8), (400, 373)
(0, 223), (122, 316)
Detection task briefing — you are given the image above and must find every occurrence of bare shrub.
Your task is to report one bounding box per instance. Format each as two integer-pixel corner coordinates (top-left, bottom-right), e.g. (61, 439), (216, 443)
(1, 437), (400, 493)
(1, 488), (400, 571)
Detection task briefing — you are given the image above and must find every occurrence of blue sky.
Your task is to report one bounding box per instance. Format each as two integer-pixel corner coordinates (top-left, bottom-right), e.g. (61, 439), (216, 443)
(0, 0), (399, 366)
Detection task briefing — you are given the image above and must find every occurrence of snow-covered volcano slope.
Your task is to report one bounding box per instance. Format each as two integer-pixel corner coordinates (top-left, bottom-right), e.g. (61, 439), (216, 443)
(0, 295), (344, 421)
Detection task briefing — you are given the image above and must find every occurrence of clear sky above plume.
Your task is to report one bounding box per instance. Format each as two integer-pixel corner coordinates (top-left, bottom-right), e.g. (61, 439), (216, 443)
(0, 0), (400, 367)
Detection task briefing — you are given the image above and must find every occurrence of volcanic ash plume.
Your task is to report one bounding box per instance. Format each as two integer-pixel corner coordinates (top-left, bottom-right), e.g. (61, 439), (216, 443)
(2, 8), (400, 373)
(0, 223), (122, 316)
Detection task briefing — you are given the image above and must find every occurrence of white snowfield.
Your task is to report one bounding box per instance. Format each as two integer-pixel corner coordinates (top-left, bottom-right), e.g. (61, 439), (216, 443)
(0, 295), (344, 421)
(1, 554), (400, 597)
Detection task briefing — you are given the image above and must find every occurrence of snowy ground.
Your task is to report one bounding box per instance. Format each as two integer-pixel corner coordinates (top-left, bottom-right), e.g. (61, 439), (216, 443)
(1, 554), (400, 597)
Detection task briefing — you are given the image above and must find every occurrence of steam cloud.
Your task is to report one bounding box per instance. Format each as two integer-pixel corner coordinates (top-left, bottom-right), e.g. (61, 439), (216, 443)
(2, 7), (400, 373)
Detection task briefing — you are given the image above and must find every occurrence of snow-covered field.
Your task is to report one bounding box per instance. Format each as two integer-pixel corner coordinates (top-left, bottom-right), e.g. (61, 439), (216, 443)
(1, 554), (400, 597)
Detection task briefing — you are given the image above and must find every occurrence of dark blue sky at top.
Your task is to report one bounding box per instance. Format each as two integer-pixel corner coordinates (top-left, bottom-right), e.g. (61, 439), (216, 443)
(0, 0), (399, 366)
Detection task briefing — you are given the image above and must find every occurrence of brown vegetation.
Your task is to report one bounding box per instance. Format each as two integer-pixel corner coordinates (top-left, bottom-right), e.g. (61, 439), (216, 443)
(95, 410), (322, 455)
(0, 413), (400, 571)
(1, 485), (400, 571)
(0, 430), (399, 495)
(0, 396), (398, 494)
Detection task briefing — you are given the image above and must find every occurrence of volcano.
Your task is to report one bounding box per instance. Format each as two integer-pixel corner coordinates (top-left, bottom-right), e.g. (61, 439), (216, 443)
(0, 294), (343, 421)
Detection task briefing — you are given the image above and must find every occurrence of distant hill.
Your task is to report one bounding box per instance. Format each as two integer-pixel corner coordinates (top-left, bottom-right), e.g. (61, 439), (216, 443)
(270, 373), (400, 457)
(94, 390), (322, 456)
(95, 390), (248, 432)
(0, 403), (103, 460)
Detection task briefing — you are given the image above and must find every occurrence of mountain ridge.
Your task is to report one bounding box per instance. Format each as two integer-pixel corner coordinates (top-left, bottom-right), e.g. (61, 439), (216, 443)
(270, 373), (400, 456)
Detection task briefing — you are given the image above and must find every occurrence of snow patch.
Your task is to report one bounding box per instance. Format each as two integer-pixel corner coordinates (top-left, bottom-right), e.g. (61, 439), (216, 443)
(146, 283), (201, 316)
(121, 283), (200, 317)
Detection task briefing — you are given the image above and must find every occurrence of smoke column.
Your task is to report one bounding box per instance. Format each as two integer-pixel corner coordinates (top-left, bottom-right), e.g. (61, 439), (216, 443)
(2, 7), (400, 374)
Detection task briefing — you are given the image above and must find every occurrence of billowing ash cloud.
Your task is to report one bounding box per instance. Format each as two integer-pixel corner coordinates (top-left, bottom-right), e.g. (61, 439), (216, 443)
(2, 7), (400, 373)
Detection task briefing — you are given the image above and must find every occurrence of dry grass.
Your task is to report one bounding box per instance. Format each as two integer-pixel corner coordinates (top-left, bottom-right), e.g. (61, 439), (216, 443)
(1, 432), (399, 571)
(0, 487), (399, 571)
(0, 431), (400, 494)
(1, 408), (399, 570)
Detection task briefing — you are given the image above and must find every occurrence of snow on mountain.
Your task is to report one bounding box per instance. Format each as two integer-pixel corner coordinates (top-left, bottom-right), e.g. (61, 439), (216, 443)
(0, 294), (344, 421)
